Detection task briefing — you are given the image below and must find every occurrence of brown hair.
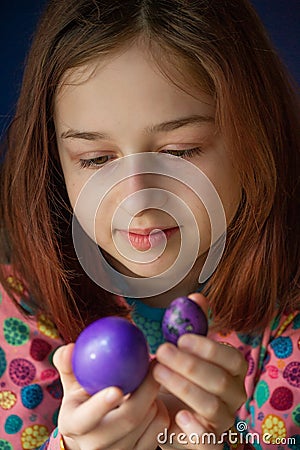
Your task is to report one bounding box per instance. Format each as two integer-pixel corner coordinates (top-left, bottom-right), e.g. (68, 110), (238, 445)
(0, 0), (299, 341)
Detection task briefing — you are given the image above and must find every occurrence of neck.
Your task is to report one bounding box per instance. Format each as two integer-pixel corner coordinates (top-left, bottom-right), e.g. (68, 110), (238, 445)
(104, 251), (207, 308)
(134, 255), (206, 308)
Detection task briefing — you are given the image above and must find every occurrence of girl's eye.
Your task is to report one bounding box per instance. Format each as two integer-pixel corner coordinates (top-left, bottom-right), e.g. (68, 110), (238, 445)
(162, 147), (203, 159)
(79, 155), (113, 168)
(79, 147), (203, 169)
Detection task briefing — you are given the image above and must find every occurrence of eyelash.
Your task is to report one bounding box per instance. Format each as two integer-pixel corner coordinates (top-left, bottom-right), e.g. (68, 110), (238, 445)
(79, 147), (203, 169)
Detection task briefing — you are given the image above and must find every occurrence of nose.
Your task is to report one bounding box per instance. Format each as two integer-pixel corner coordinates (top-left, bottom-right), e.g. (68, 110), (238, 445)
(119, 175), (169, 216)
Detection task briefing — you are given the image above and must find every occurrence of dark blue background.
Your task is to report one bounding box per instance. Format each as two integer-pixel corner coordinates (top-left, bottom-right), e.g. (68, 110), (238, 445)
(0, 0), (299, 138)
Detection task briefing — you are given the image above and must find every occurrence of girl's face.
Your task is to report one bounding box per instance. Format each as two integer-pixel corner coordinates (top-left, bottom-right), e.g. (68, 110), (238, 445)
(55, 44), (240, 281)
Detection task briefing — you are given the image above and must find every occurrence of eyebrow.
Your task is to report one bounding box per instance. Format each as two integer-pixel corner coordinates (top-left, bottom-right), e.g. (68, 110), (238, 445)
(60, 114), (214, 140)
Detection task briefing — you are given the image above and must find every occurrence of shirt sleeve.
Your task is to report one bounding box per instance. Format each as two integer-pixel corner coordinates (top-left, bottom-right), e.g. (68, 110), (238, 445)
(0, 273), (65, 449)
(238, 312), (300, 449)
(38, 429), (65, 449)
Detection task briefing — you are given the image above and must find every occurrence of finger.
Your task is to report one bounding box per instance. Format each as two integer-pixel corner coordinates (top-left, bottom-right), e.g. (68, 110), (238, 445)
(178, 334), (248, 378)
(53, 344), (87, 396)
(153, 363), (233, 431)
(105, 362), (160, 422)
(188, 292), (209, 317)
(54, 344), (125, 435)
(59, 384), (124, 437)
(91, 364), (161, 442)
(105, 399), (169, 450)
(155, 343), (247, 412)
(176, 409), (233, 449)
(96, 403), (157, 450)
(127, 360), (160, 404)
(134, 399), (170, 450)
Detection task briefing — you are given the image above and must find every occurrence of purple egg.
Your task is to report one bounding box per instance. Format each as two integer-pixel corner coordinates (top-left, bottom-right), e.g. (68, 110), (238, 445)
(162, 296), (208, 345)
(72, 317), (149, 395)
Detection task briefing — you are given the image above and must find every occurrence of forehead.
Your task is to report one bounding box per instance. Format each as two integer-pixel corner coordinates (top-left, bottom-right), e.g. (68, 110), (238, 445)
(54, 44), (215, 129)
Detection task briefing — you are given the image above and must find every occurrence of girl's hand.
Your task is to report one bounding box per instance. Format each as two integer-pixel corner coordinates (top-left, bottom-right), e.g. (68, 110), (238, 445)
(53, 344), (170, 450)
(153, 294), (248, 449)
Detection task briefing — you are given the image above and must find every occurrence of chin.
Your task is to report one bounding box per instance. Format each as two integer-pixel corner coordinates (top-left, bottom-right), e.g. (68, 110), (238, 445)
(123, 258), (177, 278)
(108, 251), (179, 278)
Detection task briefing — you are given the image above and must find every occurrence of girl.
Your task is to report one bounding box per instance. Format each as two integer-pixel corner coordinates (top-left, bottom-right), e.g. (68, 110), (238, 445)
(0, 0), (299, 449)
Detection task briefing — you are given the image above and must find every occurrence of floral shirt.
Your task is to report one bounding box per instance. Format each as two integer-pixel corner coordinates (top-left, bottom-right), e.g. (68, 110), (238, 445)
(0, 272), (299, 450)
(0, 272), (64, 449)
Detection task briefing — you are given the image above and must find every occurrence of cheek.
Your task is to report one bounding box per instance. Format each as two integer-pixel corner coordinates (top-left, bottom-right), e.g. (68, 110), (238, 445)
(94, 196), (117, 247)
(195, 206), (212, 253)
(64, 179), (83, 210)
(58, 157), (78, 207)
(205, 159), (241, 225)
(219, 179), (241, 224)
(61, 165), (93, 210)
(178, 186), (212, 252)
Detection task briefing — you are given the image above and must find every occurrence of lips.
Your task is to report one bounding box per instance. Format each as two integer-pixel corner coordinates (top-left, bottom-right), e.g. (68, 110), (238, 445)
(118, 227), (179, 251)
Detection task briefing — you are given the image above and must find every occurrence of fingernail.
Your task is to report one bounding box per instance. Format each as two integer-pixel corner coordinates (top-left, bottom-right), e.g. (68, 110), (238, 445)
(104, 387), (121, 403)
(177, 411), (192, 426)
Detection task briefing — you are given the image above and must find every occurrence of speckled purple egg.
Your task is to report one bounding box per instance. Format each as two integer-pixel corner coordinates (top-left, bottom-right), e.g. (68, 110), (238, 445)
(162, 296), (208, 345)
(72, 317), (149, 395)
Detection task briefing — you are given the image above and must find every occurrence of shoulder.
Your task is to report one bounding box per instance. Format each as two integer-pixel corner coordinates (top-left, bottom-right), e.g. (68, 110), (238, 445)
(0, 264), (33, 314)
(242, 312), (300, 442)
(266, 311), (300, 379)
(209, 310), (300, 388)
(0, 266), (65, 446)
(209, 310), (300, 352)
(210, 312), (300, 442)
(0, 264), (62, 340)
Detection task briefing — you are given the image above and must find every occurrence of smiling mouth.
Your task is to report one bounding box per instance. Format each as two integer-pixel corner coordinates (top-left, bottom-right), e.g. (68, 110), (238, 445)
(117, 227), (180, 251)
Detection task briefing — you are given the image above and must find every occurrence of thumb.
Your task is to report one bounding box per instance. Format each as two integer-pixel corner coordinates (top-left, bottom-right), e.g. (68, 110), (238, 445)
(187, 292), (209, 317)
(53, 343), (85, 395)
